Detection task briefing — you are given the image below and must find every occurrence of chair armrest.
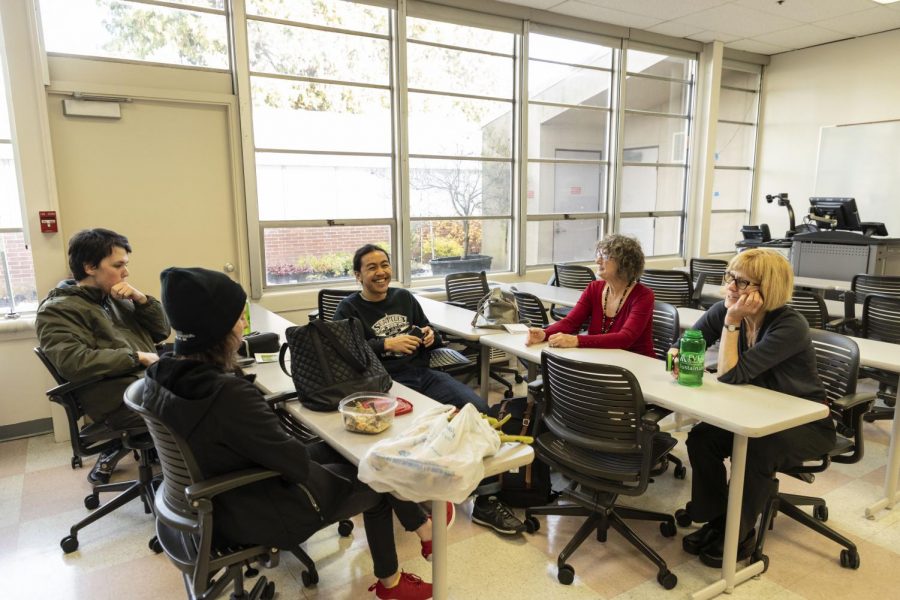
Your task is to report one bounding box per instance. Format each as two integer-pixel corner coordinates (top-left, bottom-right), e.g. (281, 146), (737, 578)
(827, 317), (861, 336)
(307, 309), (319, 321)
(691, 273), (707, 304)
(265, 390), (299, 406)
(527, 377), (543, 398)
(185, 468), (281, 503)
(47, 375), (107, 397)
(642, 405), (673, 426)
(832, 391), (877, 412)
(842, 291), (857, 319)
(445, 300), (468, 309)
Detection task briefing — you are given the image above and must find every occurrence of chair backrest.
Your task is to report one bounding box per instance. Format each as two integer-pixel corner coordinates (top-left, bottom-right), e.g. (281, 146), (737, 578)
(851, 274), (900, 301)
(788, 290), (829, 330)
(651, 302), (679, 361)
(318, 288), (356, 322)
(124, 380), (203, 520)
(861, 294), (900, 343)
(553, 264), (596, 291)
(689, 258), (728, 287)
(640, 270), (694, 308)
(514, 291), (549, 328)
(444, 271), (489, 311)
(808, 329), (860, 405)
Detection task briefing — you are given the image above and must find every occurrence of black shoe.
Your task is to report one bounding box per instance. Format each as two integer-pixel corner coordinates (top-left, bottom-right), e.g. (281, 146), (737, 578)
(471, 496), (525, 535)
(87, 457), (114, 485)
(698, 529), (756, 568)
(682, 522), (723, 555)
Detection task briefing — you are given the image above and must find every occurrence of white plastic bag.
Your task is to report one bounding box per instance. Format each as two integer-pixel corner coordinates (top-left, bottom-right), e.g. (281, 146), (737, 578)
(358, 403), (501, 503)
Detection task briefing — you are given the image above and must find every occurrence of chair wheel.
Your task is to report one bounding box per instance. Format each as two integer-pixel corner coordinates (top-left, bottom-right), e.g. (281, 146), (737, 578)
(301, 568), (319, 587)
(675, 508), (692, 527)
(338, 520), (354, 537)
(84, 494), (100, 510)
(596, 529), (607, 542)
(514, 374), (524, 383)
(503, 389), (514, 398)
(261, 581), (276, 599)
(557, 564), (575, 585)
(840, 549), (860, 569)
(660, 520), (677, 537)
(657, 570), (677, 590)
(753, 553), (770, 573)
(61, 535), (79, 553)
(674, 465), (687, 479)
(524, 516), (540, 534)
(72, 456), (82, 469)
(149, 537), (163, 554)
(245, 566), (259, 578)
(813, 504), (828, 522)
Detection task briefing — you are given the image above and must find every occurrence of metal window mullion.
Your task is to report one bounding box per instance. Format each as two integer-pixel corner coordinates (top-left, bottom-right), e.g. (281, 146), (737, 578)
(0, 138), (11, 144)
(623, 71), (692, 85)
(396, 1), (411, 285)
(245, 13), (390, 41)
(0, 227), (25, 234)
(622, 161), (688, 169)
(255, 148), (392, 158)
(408, 153), (511, 162)
(624, 108), (690, 120)
(718, 118), (755, 127)
(610, 40), (626, 234)
(721, 84), (757, 93)
(526, 213), (604, 221)
(713, 165), (753, 171)
(407, 37), (513, 59)
(407, 87), (511, 104)
(527, 158), (609, 166)
(249, 70), (391, 91)
(516, 22), (529, 277)
(619, 211), (683, 218)
(528, 55), (612, 74)
(260, 218), (396, 228)
(409, 215), (512, 222)
(123, 0), (225, 16)
(710, 209), (748, 214)
(529, 99), (610, 113)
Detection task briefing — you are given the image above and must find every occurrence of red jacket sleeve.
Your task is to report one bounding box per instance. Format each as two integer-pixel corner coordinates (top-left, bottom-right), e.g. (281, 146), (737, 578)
(544, 281), (603, 337)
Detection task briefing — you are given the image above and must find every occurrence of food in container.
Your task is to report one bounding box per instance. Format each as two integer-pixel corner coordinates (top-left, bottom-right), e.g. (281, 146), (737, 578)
(339, 392), (398, 434)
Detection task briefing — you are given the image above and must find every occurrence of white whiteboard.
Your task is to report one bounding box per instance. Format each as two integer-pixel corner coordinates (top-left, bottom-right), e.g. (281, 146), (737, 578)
(815, 121), (900, 236)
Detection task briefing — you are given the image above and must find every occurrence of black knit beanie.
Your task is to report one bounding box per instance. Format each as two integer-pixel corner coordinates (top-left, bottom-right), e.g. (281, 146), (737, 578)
(160, 267), (247, 355)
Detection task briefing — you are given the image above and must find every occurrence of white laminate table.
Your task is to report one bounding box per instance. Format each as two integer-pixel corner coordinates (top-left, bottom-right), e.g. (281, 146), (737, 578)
(500, 281), (583, 308)
(248, 304), (534, 600)
(414, 295), (501, 400)
(793, 275), (851, 292)
(480, 332), (828, 600)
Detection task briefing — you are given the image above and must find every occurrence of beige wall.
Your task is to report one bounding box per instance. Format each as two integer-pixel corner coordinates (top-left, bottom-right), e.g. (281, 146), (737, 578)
(754, 29), (900, 234)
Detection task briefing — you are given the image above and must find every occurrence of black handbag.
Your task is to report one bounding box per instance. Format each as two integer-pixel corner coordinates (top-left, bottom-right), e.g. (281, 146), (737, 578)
(237, 331), (280, 358)
(279, 317), (392, 412)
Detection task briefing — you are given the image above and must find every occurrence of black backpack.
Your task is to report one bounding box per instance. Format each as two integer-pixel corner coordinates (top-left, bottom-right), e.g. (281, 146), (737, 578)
(489, 395), (556, 508)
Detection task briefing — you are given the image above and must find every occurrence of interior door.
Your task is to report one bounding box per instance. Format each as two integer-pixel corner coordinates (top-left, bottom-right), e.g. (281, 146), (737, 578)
(48, 97), (242, 298)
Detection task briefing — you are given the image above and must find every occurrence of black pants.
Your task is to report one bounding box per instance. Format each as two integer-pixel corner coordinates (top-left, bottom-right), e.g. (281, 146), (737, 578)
(686, 418), (835, 539)
(307, 442), (428, 579)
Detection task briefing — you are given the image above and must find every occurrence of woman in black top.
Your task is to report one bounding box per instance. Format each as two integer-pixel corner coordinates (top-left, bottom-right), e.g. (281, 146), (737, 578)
(673, 249), (835, 568)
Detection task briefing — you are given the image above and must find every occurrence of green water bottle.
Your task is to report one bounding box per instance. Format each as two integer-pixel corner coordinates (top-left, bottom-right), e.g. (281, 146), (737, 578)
(242, 300), (252, 336)
(678, 329), (706, 387)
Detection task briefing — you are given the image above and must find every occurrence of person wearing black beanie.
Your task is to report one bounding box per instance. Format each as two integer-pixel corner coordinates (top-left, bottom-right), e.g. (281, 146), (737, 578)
(140, 267), (433, 599)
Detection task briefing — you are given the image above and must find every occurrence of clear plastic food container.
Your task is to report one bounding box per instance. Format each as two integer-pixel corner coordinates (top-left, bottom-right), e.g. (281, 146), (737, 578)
(338, 392), (398, 434)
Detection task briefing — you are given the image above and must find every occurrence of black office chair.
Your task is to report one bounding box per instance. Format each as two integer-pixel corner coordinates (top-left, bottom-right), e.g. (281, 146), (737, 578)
(550, 263), (595, 321)
(640, 270), (702, 308)
(788, 290), (829, 330)
(857, 294), (900, 423)
(832, 273), (900, 334)
(752, 330), (874, 571)
(306, 288), (355, 322)
(689, 259), (727, 309)
(511, 291), (550, 381)
(445, 271), (519, 397)
(124, 380), (283, 599)
(34, 347), (158, 554)
(523, 353), (678, 589)
(648, 302), (687, 479)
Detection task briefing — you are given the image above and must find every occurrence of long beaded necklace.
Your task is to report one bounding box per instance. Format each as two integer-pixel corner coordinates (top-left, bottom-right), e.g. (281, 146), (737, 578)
(600, 281), (633, 334)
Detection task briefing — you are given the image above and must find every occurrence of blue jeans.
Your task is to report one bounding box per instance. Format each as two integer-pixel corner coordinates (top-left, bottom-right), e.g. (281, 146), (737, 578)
(390, 367), (490, 414)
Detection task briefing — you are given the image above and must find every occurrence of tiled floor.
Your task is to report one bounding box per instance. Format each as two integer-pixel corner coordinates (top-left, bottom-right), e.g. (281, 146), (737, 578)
(3, 380), (900, 599)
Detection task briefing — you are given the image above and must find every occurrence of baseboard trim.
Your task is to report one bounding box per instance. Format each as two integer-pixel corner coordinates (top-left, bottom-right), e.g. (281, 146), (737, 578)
(0, 418), (53, 442)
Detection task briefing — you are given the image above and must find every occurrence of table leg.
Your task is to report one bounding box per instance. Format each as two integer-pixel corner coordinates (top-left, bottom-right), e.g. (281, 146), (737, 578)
(479, 345), (490, 400)
(432, 499), (448, 600)
(691, 434), (764, 600)
(865, 386), (900, 519)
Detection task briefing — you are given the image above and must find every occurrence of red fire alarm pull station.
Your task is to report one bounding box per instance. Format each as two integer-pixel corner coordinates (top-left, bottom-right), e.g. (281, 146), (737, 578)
(39, 211), (58, 233)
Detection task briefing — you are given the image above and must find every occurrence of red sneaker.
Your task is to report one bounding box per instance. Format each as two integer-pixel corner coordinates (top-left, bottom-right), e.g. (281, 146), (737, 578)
(421, 502), (456, 561)
(369, 572), (433, 600)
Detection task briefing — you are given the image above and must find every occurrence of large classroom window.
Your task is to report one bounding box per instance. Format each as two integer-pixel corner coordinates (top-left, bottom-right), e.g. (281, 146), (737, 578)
(38, 0), (229, 69)
(618, 46), (695, 257)
(0, 53), (38, 315)
(524, 29), (615, 266)
(709, 60), (761, 254)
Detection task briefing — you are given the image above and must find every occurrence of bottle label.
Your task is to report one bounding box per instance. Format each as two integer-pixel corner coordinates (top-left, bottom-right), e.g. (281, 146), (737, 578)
(679, 352), (705, 385)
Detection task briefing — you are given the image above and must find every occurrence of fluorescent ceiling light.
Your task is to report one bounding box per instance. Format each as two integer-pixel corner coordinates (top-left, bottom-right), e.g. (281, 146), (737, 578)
(873, 0), (900, 4)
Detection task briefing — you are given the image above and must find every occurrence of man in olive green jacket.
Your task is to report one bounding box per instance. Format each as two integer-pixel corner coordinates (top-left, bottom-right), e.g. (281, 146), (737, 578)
(36, 228), (169, 484)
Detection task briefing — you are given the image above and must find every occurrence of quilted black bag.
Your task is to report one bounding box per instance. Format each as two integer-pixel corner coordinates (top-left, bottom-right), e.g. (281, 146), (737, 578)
(278, 317), (392, 412)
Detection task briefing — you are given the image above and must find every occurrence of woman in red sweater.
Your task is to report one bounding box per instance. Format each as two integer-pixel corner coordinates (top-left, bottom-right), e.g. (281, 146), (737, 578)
(525, 234), (655, 357)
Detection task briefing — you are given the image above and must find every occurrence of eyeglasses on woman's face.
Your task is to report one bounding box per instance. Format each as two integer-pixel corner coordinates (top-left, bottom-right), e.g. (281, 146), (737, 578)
(595, 250), (612, 261)
(723, 271), (759, 291)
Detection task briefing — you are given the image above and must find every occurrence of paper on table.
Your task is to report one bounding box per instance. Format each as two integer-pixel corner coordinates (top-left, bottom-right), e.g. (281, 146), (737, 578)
(255, 352), (279, 363)
(503, 323), (529, 333)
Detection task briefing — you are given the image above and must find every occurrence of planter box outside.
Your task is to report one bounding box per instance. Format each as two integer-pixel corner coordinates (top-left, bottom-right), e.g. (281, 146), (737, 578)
(429, 254), (493, 275)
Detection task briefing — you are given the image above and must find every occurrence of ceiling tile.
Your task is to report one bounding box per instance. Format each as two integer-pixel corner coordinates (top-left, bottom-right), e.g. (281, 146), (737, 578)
(814, 6), (900, 35)
(686, 30), (742, 44)
(753, 24), (851, 49)
(732, 0), (877, 23)
(495, 0), (566, 10)
(573, 0), (730, 21)
(726, 38), (791, 54)
(673, 3), (803, 37)
(646, 21), (706, 39)
(550, 1), (663, 29)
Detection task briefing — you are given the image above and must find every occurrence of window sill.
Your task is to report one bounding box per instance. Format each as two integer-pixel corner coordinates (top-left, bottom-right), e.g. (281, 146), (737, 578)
(0, 314), (37, 341)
